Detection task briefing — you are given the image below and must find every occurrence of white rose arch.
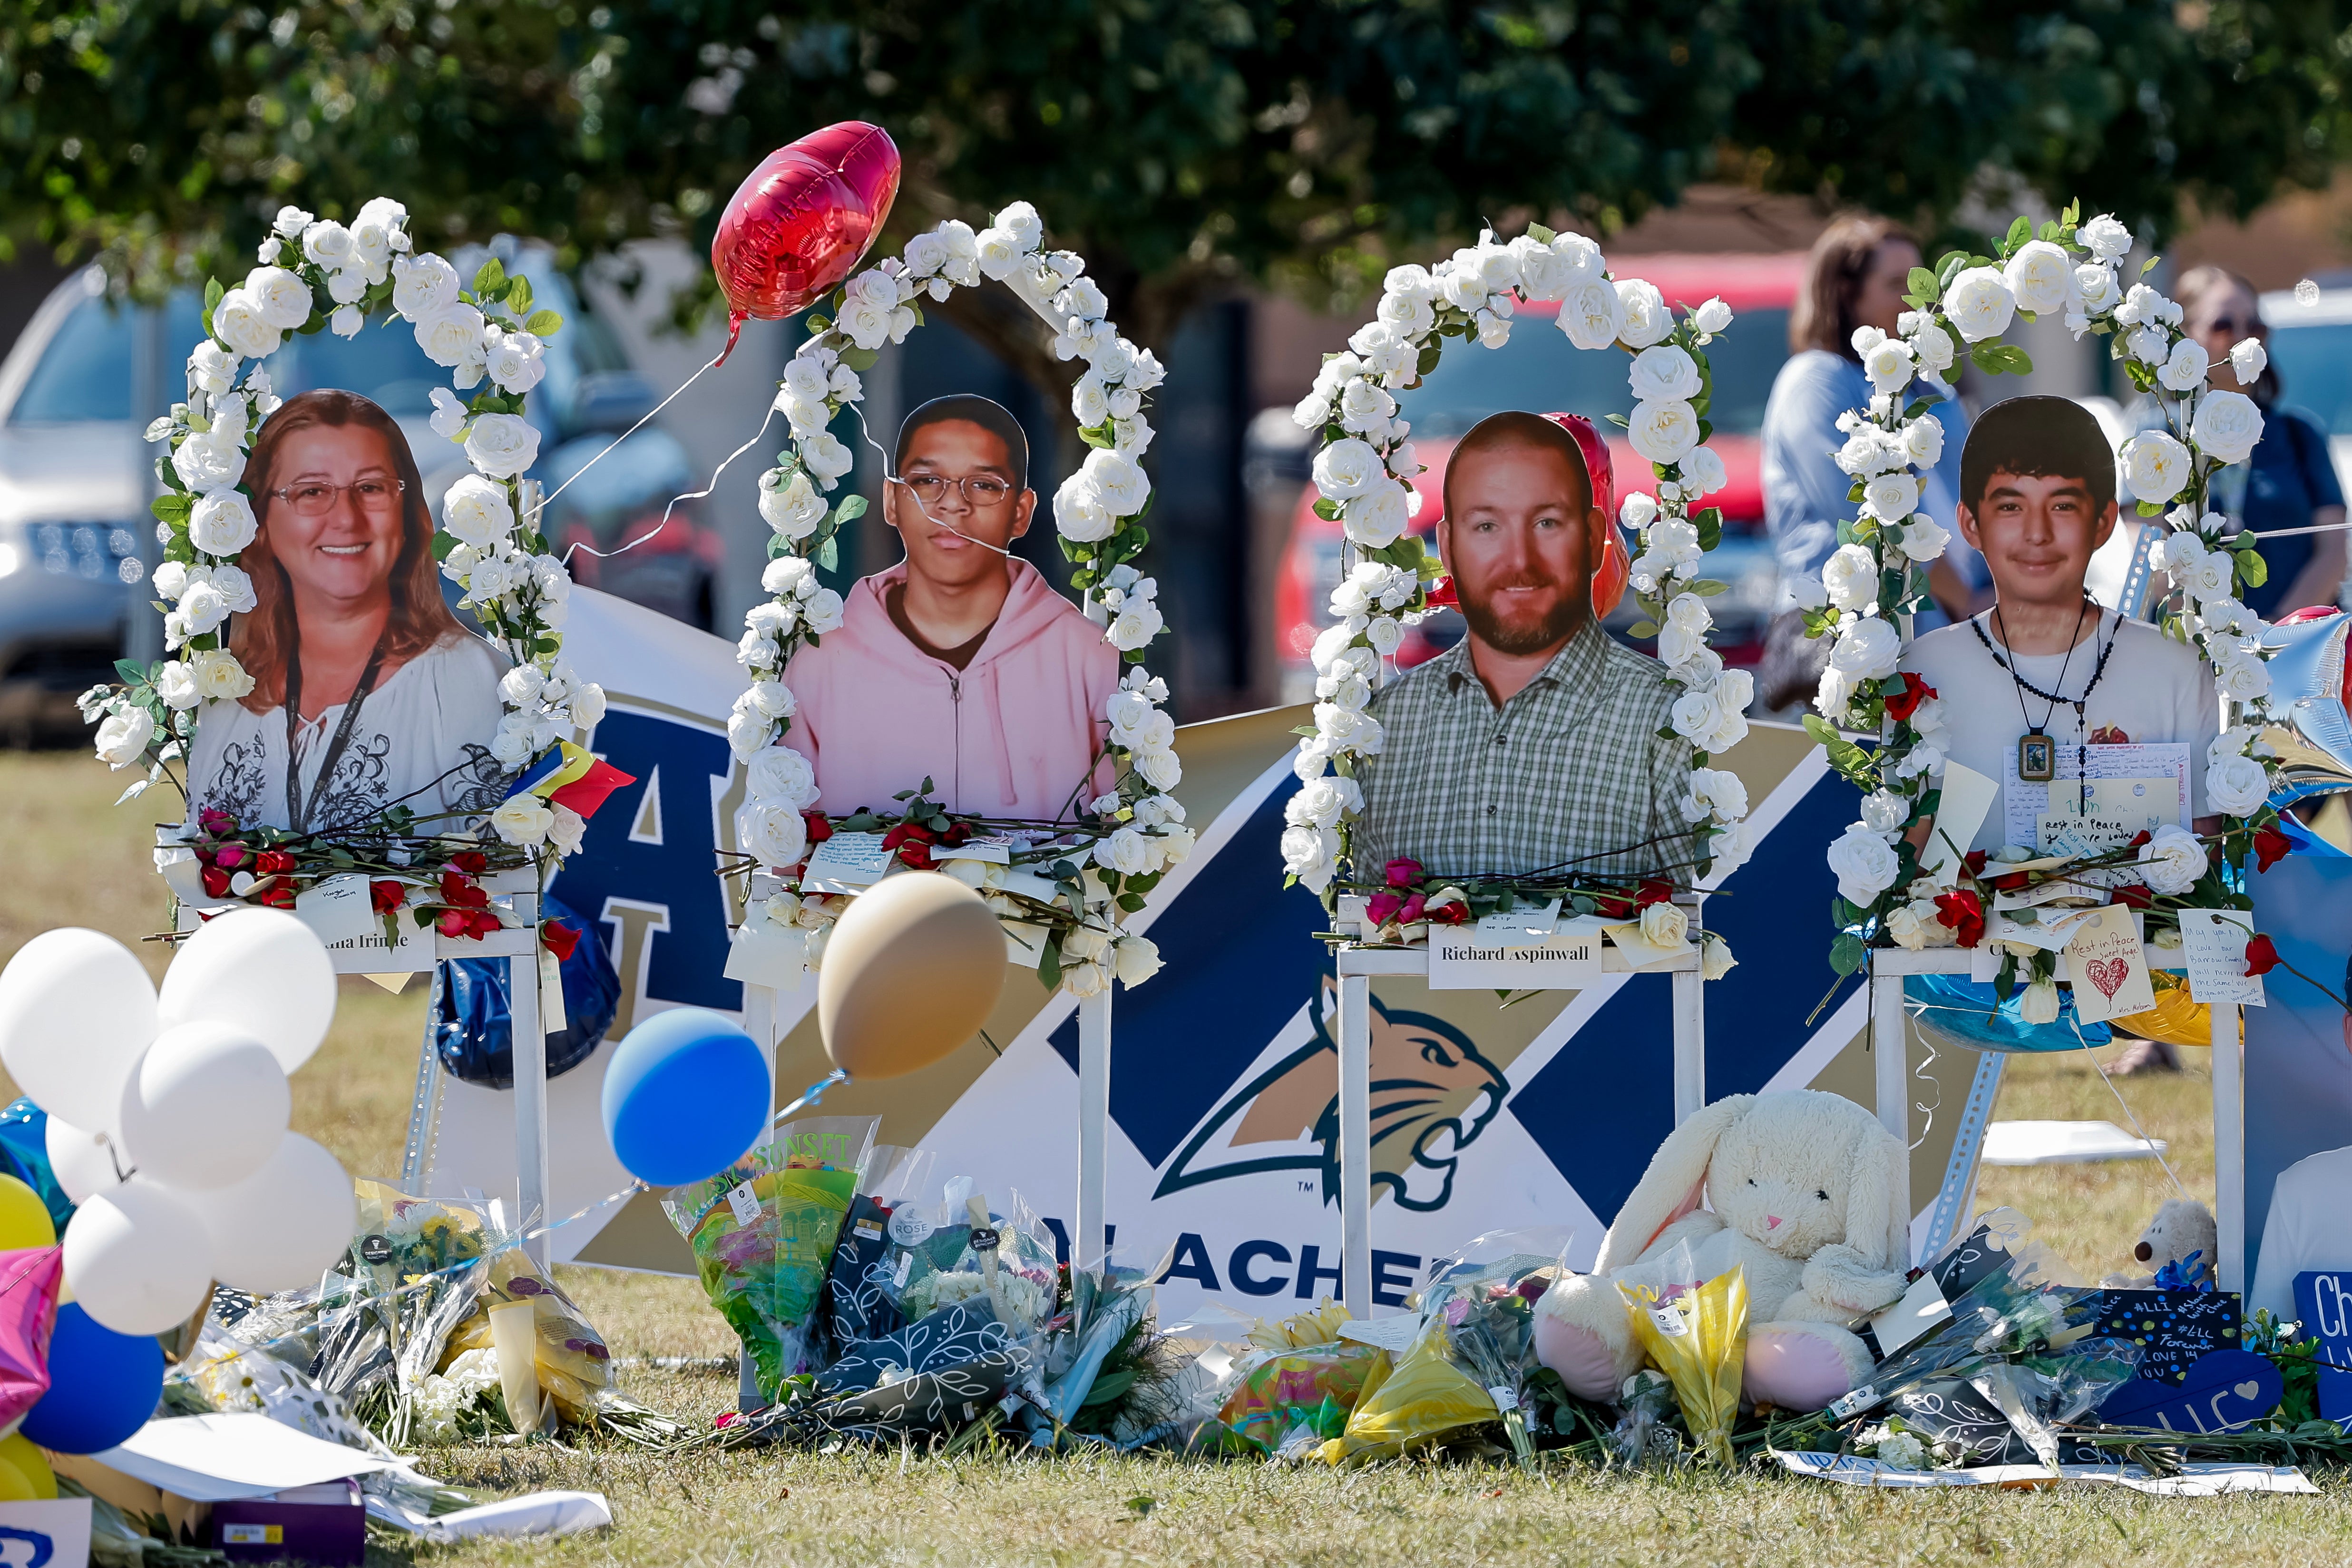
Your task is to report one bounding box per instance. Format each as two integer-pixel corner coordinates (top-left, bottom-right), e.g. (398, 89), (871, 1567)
(728, 203), (1189, 1000)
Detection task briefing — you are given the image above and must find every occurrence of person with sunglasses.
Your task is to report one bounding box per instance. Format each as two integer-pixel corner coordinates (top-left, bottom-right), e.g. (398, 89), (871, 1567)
(2131, 266), (2346, 620)
(780, 395), (1121, 825)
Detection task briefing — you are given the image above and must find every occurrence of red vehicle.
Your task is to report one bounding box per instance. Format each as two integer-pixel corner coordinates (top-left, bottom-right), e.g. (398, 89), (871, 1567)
(1275, 253), (1807, 701)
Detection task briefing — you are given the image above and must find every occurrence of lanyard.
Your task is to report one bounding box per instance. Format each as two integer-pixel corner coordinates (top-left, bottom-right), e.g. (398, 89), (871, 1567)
(284, 635), (389, 833)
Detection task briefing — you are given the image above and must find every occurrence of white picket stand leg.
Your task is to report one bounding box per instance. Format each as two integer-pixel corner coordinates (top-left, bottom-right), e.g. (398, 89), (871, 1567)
(2211, 999), (2245, 1292)
(1074, 986), (1113, 1287)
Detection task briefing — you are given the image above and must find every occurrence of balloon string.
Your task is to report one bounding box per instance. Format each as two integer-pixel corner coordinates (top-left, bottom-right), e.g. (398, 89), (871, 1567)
(565, 403), (779, 571)
(530, 353), (721, 526)
(771, 1068), (850, 1126)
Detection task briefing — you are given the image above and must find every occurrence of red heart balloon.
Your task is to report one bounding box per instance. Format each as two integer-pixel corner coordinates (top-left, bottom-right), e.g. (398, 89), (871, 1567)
(710, 121), (902, 364)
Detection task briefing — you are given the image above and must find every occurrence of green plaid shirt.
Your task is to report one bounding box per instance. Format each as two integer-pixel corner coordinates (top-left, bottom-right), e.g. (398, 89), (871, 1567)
(1351, 622), (1695, 882)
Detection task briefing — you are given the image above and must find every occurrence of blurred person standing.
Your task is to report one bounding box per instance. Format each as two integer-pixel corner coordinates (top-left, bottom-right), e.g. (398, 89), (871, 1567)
(2144, 266), (2345, 620)
(1757, 216), (1982, 710)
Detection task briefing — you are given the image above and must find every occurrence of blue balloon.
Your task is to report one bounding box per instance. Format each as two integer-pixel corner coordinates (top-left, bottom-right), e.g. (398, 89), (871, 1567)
(600, 1006), (771, 1186)
(23, 1303), (164, 1454)
(1905, 974), (2112, 1052)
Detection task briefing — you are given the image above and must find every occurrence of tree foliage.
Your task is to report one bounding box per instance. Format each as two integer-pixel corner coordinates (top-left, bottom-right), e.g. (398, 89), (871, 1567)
(3, 0), (2348, 387)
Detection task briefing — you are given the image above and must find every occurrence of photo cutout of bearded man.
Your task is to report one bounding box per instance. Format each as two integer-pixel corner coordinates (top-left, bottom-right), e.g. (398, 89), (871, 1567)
(782, 395), (1120, 823)
(1352, 411), (1700, 881)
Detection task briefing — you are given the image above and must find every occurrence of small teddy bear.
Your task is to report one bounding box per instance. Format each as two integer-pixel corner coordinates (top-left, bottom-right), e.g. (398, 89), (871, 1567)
(1532, 1089), (1913, 1413)
(2101, 1197), (2217, 1290)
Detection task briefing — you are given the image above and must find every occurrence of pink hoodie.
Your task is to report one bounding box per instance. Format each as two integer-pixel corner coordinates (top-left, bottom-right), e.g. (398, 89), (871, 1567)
(782, 557), (1121, 823)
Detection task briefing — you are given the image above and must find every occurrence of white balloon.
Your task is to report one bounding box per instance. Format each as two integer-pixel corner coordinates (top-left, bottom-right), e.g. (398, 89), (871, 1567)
(157, 907), (335, 1073)
(43, 1116), (125, 1204)
(0, 928), (156, 1130)
(63, 1179), (214, 1335)
(183, 1133), (356, 1294)
(117, 1021), (291, 1190)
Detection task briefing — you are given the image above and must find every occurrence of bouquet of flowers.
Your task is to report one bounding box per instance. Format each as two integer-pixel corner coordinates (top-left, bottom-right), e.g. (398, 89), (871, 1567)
(1419, 1235), (1568, 1468)
(1614, 1240), (1747, 1467)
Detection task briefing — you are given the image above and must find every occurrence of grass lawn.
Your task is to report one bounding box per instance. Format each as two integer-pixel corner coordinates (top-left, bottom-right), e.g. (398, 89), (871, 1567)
(3, 749), (2344, 1565)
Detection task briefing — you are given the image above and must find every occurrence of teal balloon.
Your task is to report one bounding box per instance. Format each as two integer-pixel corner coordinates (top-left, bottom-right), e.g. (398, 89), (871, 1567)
(600, 1007), (771, 1186)
(1905, 974), (2111, 1052)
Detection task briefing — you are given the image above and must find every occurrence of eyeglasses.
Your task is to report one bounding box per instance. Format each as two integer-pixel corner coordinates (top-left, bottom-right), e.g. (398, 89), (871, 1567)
(893, 473), (1015, 508)
(270, 477), (407, 517)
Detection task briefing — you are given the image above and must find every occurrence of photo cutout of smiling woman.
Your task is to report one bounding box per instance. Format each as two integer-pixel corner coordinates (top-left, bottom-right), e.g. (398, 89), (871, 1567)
(186, 389), (510, 836)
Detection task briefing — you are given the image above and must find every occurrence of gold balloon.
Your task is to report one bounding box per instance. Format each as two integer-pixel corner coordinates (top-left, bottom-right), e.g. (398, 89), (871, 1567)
(0, 1435), (52, 1500)
(2110, 972), (2237, 1049)
(818, 872), (1008, 1081)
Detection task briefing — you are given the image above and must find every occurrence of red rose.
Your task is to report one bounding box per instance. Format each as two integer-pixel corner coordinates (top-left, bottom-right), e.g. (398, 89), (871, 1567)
(1636, 878), (1674, 908)
(2128, 830), (2153, 850)
(896, 841), (935, 870)
(197, 807), (236, 836)
(2254, 826), (2293, 874)
(1426, 900), (1470, 926)
(1364, 891), (1404, 929)
(2244, 934), (2281, 977)
(214, 842), (249, 871)
(370, 879), (405, 914)
(1397, 892), (1428, 925)
(1516, 1276), (1547, 1303)
(803, 812), (833, 846)
(254, 848), (296, 876)
(438, 870), (489, 909)
(437, 908), (469, 938)
(1962, 850), (1987, 877)
(882, 823), (937, 851)
(1384, 858), (1422, 889)
(1933, 889), (1985, 947)
(1990, 871), (2030, 892)
(256, 884), (296, 910)
(201, 865), (231, 899)
(1883, 672), (1938, 723)
(2109, 883), (2154, 910)
(1591, 893), (1634, 920)
(542, 921), (581, 963)
(449, 851), (489, 876)
(940, 821), (974, 847)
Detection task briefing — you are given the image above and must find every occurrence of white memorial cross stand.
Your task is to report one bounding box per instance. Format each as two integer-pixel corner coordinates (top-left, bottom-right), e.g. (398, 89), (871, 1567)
(1868, 943), (2244, 1288)
(1330, 905), (1706, 1319)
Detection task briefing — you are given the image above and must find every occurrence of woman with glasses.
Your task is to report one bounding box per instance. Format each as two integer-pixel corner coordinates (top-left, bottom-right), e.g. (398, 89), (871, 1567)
(187, 389), (508, 835)
(781, 394), (1120, 823)
(2143, 267), (2346, 620)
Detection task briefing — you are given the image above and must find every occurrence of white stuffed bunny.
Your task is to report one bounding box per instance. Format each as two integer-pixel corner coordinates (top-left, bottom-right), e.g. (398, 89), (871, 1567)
(1533, 1089), (1912, 1412)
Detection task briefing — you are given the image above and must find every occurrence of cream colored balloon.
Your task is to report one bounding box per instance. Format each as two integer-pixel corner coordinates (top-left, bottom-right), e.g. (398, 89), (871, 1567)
(818, 872), (1007, 1080)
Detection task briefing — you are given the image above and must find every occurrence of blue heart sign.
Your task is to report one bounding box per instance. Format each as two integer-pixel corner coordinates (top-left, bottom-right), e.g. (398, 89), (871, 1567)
(2097, 1348), (2282, 1434)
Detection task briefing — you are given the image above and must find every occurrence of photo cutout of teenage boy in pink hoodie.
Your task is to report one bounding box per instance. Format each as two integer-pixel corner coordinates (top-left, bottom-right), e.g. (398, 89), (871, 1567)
(781, 395), (1121, 824)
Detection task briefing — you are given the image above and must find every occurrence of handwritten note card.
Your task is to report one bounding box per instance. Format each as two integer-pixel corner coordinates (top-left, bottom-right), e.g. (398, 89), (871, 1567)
(2063, 905), (2155, 1023)
(2004, 743), (2189, 850)
(800, 831), (894, 894)
(1473, 899), (1562, 948)
(2176, 908), (2266, 1008)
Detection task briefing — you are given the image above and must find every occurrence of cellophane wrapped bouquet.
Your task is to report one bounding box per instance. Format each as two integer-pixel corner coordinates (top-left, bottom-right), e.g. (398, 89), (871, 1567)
(1614, 1239), (1747, 1467)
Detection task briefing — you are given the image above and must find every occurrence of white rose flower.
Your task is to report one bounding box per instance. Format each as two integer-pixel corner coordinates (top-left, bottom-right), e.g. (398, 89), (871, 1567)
(209, 289), (282, 359)
(1137, 748), (1182, 790)
(1081, 448), (1151, 516)
(1827, 822), (1902, 907)
(1861, 337), (1915, 394)
(1626, 399), (1700, 465)
(485, 329), (547, 395)
(189, 489), (260, 555)
(1822, 545), (1880, 612)
(463, 413), (540, 479)
(1343, 485), (1411, 549)
(187, 341), (240, 397)
(2125, 324), (2171, 367)
(1863, 470), (1921, 524)
(1628, 344), (1701, 404)
(155, 661), (201, 711)
(490, 796), (555, 846)
(2003, 241), (2079, 317)
(800, 587), (846, 635)
(272, 204), (313, 238)
(1279, 822), (1340, 892)
(1639, 901), (1688, 947)
(2206, 755), (2270, 818)
(188, 648), (254, 700)
(152, 559), (191, 602)
(392, 253), (459, 319)
(1694, 296), (1733, 337)
(441, 474), (516, 547)
(1557, 281), (1624, 351)
(1680, 443), (1728, 499)
(761, 555), (816, 597)
(2158, 338), (2210, 393)
(1338, 377), (1397, 435)
(2019, 979), (2060, 1026)
(744, 679), (797, 721)
(547, 801), (587, 857)
(1903, 414), (1945, 468)
(2119, 431), (2190, 505)
(429, 386), (468, 439)
(1688, 767), (1748, 822)
(1861, 789), (1911, 835)
(569, 682), (608, 730)
(2228, 337), (2268, 390)
(178, 580), (230, 635)
(741, 801), (811, 869)
(1829, 616), (1902, 681)
(1908, 323), (1956, 374)
(1090, 827), (1153, 877)
(1943, 267), (2017, 342)
(1070, 374), (1111, 428)
(1054, 473), (1116, 543)
(94, 707), (156, 768)
(1364, 615), (1405, 657)
(326, 267), (368, 307)
(2079, 213), (2134, 263)
(2191, 390), (2263, 466)
(1111, 934), (1163, 988)
(300, 219), (353, 271)
(1619, 490), (1659, 530)
(1284, 774), (1363, 831)
(1884, 903), (1931, 950)
(414, 302), (487, 370)
(1312, 436), (1382, 501)
(800, 431), (854, 485)
(1614, 279), (1670, 348)
(748, 745), (820, 808)
(2135, 823), (2206, 896)
(1668, 687), (1727, 748)
(245, 266), (314, 330)
(2075, 264), (2122, 316)
(2215, 650), (2272, 702)
(1899, 517), (1951, 562)
(760, 469), (828, 539)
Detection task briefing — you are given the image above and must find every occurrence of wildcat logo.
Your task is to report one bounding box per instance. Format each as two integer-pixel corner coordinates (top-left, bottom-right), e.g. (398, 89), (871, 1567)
(1153, 977), (1506, 1212)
